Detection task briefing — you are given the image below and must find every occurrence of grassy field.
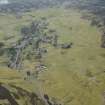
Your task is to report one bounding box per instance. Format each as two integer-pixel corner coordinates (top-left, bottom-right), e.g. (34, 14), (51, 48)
(0, 8), (105, 105)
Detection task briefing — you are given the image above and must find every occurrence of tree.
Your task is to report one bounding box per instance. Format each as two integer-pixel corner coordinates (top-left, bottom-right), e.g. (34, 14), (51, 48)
(52, 34), (58, 47)
(101, 33), (105, 48)
(21, 26), (30, 36)
(30, 21), (38, 34)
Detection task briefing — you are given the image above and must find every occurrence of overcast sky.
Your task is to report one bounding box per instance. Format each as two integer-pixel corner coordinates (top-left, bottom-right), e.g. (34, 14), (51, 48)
(0, 0), (9, 4)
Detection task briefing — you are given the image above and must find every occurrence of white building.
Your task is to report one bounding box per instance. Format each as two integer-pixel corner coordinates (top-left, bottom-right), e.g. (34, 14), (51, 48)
(0, 0), (9, 4)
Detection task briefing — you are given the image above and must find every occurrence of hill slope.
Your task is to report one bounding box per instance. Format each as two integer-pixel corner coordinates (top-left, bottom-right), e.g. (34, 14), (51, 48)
(0, 1), (105, 105)
(0, 8), (105, 105)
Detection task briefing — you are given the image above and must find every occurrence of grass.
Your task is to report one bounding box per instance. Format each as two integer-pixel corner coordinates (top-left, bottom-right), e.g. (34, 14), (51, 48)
(0, 8), (105, 105)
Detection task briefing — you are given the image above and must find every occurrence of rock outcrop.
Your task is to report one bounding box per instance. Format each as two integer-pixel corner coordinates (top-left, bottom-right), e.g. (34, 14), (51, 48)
(0, 83), (45, 105)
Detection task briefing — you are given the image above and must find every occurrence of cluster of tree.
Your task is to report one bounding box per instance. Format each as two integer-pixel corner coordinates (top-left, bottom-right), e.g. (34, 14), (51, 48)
(0, 0), (68, 13)
(7, 18), (73, 70)
(7, 19), (48, 69)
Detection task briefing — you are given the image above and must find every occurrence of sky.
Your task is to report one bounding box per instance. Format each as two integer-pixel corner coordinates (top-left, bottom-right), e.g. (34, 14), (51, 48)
(0, 0), (9, 4)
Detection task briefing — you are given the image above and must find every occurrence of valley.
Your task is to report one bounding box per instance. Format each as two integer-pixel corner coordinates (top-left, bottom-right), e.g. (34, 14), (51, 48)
(0, 0), (105, 105)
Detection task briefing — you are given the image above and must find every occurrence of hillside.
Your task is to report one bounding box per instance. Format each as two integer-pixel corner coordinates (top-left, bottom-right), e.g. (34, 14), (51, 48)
(0, 0), (105, 105)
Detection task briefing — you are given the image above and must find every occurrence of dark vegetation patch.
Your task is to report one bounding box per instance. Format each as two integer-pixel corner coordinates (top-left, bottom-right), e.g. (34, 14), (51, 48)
(88, 56), (96, 60)
(5, 18), (73, 71)
(0, 0), (71, 13)
(100, 53), (105, 58)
